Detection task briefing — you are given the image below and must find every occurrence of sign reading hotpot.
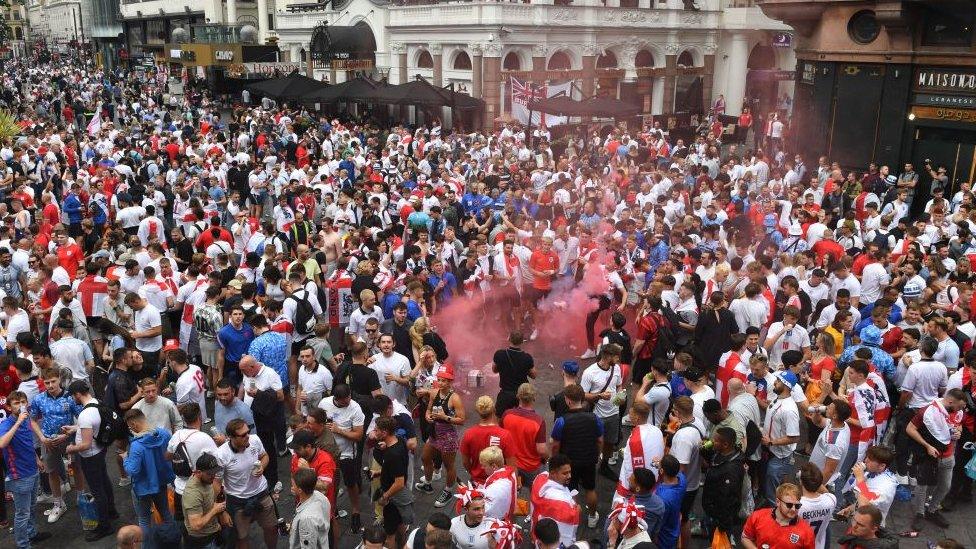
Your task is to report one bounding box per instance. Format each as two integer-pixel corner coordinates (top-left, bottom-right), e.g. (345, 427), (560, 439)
(914, 68), (976, 95)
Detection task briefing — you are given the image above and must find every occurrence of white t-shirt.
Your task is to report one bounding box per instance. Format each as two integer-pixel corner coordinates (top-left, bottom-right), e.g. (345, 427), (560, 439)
(242, 365), (283, 407)
(580, 363), (624, 418)
(450, 516), (492, 549)
(799, 492), (838, 549)
(642, 382), (672, 426)
(766, 322), (811, 367)
(317, 396), (365, 459)
(50, 337), (94, 381)
(5, 309), (30, 346)
(214, 435), (268, 498)
(166, 428), (218, 494)
(689, 386), (716, 429)
(175, 364), (209, 423)
(763, 395), (800, 458)
(670, 418), (706, 490)
(730, 297), (768, 330)
(809, 423), (850, 486)
(298, 365), (333, 414)
(76, 399), (103, 458)
(134, 303), (163, 352)
(902, 359), (949, 408)
(370, 352), (411, 403)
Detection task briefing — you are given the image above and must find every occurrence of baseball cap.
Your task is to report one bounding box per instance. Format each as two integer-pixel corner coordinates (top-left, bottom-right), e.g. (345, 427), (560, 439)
(163, 339), (180, 352)
(774, 370), (798, 389)
(436, 364), (454, 380)
(860, 325), (882, 345)
(194, 453), (220, 475)
(562, 360), (580, 375)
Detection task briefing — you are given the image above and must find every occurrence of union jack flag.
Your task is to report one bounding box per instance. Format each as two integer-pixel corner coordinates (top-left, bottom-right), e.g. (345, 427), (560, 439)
(511, 77), (547, 108)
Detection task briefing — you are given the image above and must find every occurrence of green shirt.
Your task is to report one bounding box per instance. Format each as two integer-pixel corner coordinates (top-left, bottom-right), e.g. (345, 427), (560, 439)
(182, 475), (221, 537)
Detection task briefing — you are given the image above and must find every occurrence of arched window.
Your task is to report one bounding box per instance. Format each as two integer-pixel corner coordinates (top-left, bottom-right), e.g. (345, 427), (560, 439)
(14, 27), (22, 40)
(503, 52), (521, 71)
(417, 50), (433, 69)
(596, 51), (618, 69)
(547, 51), (572, 70)
(635, 50), (655, 68)
(453, 51), (472, 70)
(677, 50), (695, 68)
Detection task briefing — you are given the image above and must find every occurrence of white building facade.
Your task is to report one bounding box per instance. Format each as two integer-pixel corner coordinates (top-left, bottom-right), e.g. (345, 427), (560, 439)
(26, 0), (93, 46)
(271, 0), (795, 126)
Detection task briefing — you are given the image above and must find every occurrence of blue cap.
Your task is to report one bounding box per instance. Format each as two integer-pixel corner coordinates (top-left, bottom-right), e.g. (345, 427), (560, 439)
(562, 360), (579, 375)
(774, 370), (799, 389)
(860, 325), (882, 346)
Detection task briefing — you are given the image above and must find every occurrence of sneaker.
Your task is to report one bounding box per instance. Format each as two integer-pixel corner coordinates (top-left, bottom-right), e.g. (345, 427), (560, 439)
(608, 452), (619, 466)
(337, 509), (348, 519)
(36, 492), (54, 504)
(433, 488), (453, 508)
(350, 513), (362, 534)
(925, 511), (950, 529)
(414, 480), (434, 494)
(909, 476), (918, 486)
(206, 390), (214, 398)
(117, 477), (131, 487)
(587, 511), (599, 529)
(47, 503), (66, 523)
(432, 469), (442, 482)
(530, 328), (539, 341)
(61, 482), (71, 495)
(274, 481), (283, 493)
(580, 348), (598, 359)
(896, 474), (909, 485)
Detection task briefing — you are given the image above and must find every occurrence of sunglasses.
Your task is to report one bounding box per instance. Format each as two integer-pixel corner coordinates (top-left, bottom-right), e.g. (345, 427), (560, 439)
(779, 499), (802, 510)
(231, 430), (250, 438)
(365, 329), (377, 333)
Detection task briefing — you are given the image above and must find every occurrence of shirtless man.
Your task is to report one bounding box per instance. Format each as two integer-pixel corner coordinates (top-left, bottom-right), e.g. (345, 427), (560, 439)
(317, 219), (343, 278)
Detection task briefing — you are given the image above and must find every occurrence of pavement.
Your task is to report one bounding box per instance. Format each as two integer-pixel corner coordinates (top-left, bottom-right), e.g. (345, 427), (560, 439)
(5, 339), (975, 548)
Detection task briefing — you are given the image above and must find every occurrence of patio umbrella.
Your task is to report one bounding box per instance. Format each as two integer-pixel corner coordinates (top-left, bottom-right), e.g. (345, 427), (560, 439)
(372, 78), (483, 110)
(302, 76), (388, 103)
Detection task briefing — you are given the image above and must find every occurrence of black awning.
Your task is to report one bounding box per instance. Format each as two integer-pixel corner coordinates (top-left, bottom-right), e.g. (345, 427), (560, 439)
(311, 24), (376, 61)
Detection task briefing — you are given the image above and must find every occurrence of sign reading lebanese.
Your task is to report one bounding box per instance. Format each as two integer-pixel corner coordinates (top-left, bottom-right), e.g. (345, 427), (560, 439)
(911, 105), (976, 124)
(913, 93), (976, 108)
(914, 68), (976, 94)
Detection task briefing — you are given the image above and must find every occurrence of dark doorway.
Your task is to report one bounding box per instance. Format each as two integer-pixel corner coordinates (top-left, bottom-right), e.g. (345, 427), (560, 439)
(914, 126), (976, 196)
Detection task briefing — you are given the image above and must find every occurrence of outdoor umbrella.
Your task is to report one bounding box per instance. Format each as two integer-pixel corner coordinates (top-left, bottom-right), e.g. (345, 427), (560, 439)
(579, 96), (641, 118)
(527, 95), (586, 117)
(302, 76), (388, 103)
(372, 78), (483, 110)
(245, 70), (328, 101)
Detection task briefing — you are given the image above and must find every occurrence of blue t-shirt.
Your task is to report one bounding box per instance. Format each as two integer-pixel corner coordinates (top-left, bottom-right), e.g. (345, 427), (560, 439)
(428, 272), (458, 308)
(0, 415), (38, 480)
(406, 299), (424, 322)
(215, 400), (255, 434)
(217, 322), (255, 363)
(669, 373), (692, 398)
(31, 391), (79, 438)
(654, 472), (687, 549)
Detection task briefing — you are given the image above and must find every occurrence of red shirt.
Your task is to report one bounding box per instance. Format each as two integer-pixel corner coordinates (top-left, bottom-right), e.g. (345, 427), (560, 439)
(811, 239), (844, 266)
(57, 243), (84, 279)
(165, 142), (180, 161)
(500, 407), (547, 472)
(528, 249), (560, 291)
(459, 424), (514, 484)
(43, 202), (60, 227)
(743, 508), (815, 549)
(0, 365), (18, 401)
(289, 449), (337, 514)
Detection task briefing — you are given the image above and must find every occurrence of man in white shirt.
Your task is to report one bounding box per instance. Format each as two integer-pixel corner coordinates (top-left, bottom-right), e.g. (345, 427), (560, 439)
(729, 283), (769, 331)
(238, 355), (285, 493)
(317, 384), (366, 530)
(450, 492), (492, 549)
(370, 333), (412, 404)
(762, 370), (801, 507)
(809, 398), (852, 489)
(125, 292), (163, 375)
(580, 344), (624, 479)
(764, 306), (812, 369)
(166, 401), (217, 520)
(213, 417), (278, 548)
(669, 396), (705, 543)
(65, 380), (117, 541)
(50, 318), (95, 381)
(170, 349), (209, 423)
(859, 253), (891, 307)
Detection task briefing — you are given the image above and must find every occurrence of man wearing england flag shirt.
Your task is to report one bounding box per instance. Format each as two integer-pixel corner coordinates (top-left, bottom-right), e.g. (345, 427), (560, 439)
(614, 400), (664, 504)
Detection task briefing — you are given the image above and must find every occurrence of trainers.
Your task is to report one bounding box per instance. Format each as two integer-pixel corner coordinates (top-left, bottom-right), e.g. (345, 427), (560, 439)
(925, 511), (950, 529)
(117, 477), (131, 487)
(587, 511), (599, 529)
(433, 488), (453, 508)
(530, 329), (539, 341)
(414, 480), (434, 494)
(580, 348), (598, 359)
(36, 492), (54, 504)
(274, 481), (283, 493)
(47, 503), (66, 523)
(432, 470), (442, 481)
(61, 482), (71, 495)
(608, 452), (619, 466)
(896, 474), (910, 485)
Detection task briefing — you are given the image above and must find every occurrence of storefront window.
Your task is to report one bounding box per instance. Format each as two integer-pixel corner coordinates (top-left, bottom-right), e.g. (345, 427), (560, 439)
(146, 20), (165, 44)
(922, 1), (974, 46)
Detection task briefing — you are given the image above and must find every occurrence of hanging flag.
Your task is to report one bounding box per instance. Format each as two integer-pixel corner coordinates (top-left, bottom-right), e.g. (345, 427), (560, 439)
(86, 114), (101, 135)
(509, 76), (571, 128)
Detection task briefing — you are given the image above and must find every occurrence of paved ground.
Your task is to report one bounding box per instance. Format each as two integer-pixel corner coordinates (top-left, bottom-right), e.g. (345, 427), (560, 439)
(5, 336), (975, 548)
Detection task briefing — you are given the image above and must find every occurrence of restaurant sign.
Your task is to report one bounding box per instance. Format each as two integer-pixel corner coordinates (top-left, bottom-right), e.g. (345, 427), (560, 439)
(910, 105), (976, 124)
(914, 68), (976, 95)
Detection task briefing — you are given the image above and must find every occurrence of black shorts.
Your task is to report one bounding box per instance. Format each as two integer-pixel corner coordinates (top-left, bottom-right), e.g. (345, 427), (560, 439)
(632, 356), (653, 384)
(339, 456), (362, 488)
(680, 488), (699, 522)
(382, 502), (414, 535)
(524, 286), (551, 307)
(568, 460), (597, 492)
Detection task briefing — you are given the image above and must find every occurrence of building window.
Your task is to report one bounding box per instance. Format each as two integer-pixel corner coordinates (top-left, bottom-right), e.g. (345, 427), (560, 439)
(417, 50), (433, 69)
(847, 10), (880, 45)
(635, 49), (655, 68)
(676, 50), (694, 67)
(453, 51), (471, 70)
(596, 51), (617, 69)
(619, 0), (638, 6)
(547, 51), (572, 70)
(922, 1), (974, 46)
(503, 52), (521, 71)
(14, 27), (21, 39)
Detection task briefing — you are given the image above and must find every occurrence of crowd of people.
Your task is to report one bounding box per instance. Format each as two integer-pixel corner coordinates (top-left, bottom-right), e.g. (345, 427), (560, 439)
(0, 54), (972, 549)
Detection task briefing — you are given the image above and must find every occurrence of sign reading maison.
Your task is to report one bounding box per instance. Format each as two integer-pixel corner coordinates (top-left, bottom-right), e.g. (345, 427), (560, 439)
(915, 68), (976, 95)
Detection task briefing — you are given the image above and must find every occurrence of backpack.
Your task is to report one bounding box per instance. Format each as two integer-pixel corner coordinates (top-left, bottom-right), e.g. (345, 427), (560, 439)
(83, 402), (128, 446)
(743, 418), (762, 458)
(660, 305), (685, 348)
(647, 311), (677, 361)
(170, 431), (199, 478)
(287, 289), (316, 336)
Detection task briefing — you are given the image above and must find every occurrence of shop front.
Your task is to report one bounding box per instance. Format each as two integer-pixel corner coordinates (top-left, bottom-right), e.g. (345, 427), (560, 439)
(165, 43), (280, 94)
(905, 67), (976, 192)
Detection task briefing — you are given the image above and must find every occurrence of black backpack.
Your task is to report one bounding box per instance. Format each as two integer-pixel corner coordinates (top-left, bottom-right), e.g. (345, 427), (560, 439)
(170, 431), (201, 478)
(744, 419), (763, 457)
(287, 289), (316, 336)
(84, 403), (128, 446)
